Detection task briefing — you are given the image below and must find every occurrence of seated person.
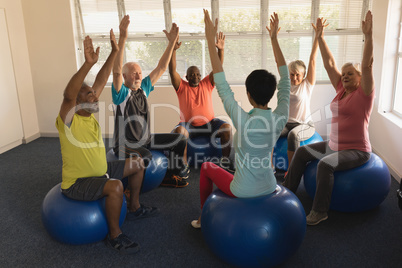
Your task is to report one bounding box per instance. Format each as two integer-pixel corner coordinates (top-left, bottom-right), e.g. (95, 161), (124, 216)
(168, 27), (234, 172)
(279, 25), (319, 167)
(111, 15), (188, 188)
(283, 12), (375, 225)
(191, 11), (290, 228)
(56, 30), (157, 254)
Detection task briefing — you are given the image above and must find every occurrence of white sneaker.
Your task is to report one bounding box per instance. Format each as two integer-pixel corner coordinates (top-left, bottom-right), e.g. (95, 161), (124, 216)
(191, 220), (201, 229)
(306, 210), (328, 226)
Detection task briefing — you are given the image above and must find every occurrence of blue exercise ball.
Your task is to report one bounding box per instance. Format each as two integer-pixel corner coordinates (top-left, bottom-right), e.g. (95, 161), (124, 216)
(303, 153), (391, 212)
(201, 185), (306, 268)
(106, 149), (168, 193)
(187, 136), (222, 167)
(41, 183), (127, 245)
(273, 131), (323, 171)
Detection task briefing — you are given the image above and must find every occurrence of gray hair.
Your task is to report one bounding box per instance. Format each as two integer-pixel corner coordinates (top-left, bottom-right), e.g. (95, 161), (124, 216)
(341, 62), (362, 76)
(288, 60), (306, 77)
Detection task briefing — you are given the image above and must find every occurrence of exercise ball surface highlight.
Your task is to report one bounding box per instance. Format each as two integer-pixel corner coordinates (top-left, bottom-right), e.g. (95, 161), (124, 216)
(41, 183), (127, 245)
(187, 135), (222, 167)
(273, 131), (323, 171)
(201, 185), (306, 268)
(303, 153), (391, 212)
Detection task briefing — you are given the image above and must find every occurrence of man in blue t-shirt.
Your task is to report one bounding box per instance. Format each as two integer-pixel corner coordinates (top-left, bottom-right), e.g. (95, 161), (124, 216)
(111, 15), (189, 188)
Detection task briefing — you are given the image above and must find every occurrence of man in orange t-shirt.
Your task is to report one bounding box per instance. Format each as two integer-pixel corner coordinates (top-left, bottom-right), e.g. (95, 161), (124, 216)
(168, 31), (234, 172)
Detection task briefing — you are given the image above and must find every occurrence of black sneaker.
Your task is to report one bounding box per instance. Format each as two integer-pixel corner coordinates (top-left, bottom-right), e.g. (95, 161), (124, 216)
(105, 233), (140, 255)
(177, 165), (190, 180)
(126, 204), (160, 221)
(160, 175), (189, 188)
(219, 157), (236, 173)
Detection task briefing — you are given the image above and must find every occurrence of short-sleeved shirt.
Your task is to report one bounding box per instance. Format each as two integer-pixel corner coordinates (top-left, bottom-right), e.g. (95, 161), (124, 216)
(56, 114), (107, 189)
(111, 76), (154, 151)
(176, 76), (215, 126)
(213, 66), (290, 198)
(329, 81), (374, 152)
(288, 79), (314, 123)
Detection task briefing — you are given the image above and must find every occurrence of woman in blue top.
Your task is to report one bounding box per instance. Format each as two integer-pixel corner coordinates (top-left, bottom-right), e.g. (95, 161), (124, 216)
(191, 10), (290, 228)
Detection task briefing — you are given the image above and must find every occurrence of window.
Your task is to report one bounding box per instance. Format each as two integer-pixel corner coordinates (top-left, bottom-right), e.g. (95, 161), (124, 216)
(393, 9), (402, 116)
(73, 0), (372, 85)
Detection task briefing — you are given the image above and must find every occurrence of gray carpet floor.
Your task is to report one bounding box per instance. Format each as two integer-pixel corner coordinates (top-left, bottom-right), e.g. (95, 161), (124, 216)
(1, 137), (402, 268)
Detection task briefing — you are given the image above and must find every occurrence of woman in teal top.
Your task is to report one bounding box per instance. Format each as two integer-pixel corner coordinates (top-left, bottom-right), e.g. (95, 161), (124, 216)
(191, 10), (290, 228)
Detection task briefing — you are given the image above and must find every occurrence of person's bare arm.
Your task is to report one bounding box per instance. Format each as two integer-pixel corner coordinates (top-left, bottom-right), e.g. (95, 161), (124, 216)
(92, 29), (119, 98)
(314, 17), (341, 89)
(59, 36), (99, 124)
(112, 15), (130, 93)
(204, 10), (223, 74)
(306, 25), (319, 85)
(148, 23), (179, 86)
(360, 10), (374, 96)
(168, 39), (182, 90)
(209, 31), (225, 86)
(266, 13), (286, 70)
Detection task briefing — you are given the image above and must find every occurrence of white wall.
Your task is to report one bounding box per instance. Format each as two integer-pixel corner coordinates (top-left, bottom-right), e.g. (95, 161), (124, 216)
(21, 0), (77, 136)
(0, 0), (39, 146)
(370, 0), (402, 181)
(18, 0), (401, 180)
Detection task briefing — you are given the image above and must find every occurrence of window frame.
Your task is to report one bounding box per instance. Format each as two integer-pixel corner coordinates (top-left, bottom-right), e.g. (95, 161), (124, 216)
(392, 7), (402, 118)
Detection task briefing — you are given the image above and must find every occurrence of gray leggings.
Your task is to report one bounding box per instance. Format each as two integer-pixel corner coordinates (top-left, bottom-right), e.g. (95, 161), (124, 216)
(280, 121), (315, 151)
(283, 141), (371, 212)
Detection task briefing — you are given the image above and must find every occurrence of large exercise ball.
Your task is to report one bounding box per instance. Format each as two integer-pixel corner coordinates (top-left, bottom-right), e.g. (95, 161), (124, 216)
(187, 136), (222, 167)
(303, 153), (391, 212)
(273, 131), (323, 171)
(201, 185), (306, 268)
(41, 183), (127, 245)
(106, 149), (168, 193)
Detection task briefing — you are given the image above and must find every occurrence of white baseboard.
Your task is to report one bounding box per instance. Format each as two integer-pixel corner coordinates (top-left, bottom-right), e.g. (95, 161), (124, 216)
(22, 132), (41, 144)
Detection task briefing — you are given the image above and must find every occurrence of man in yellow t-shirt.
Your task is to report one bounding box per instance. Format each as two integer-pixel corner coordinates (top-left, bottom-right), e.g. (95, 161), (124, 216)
(56, 23), (157, 255)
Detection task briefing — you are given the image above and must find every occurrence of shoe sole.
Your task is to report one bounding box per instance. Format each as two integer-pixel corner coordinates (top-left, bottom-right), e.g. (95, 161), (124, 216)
(307, 215), (328, 226)
(160, 182), (189, 188)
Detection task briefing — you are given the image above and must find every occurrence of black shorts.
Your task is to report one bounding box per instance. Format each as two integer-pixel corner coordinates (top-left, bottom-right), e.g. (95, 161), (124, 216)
(61, 160), (126, 201)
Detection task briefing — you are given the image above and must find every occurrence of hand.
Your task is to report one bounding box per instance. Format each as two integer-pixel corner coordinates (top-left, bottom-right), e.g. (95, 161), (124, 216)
(204, 9), (217, 43)
(215, 31), (225, 50)
(312, 17), (329, 38)
(164, 23), (179, 44)
(266, 12), (281, 39)
(119, 15), (130, 39)
(362, 10), (373, 36)
(84, 36), (99, 65)
(110, 29), (119, 53)
(174, 38), (182, 50)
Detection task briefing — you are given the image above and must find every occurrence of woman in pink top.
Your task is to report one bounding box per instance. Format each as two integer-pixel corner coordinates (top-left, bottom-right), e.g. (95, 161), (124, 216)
(283, 11), (375, 225)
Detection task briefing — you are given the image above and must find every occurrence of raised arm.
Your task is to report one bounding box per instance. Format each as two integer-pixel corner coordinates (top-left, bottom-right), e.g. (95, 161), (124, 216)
(360, 10), (374, 96)
(204, 9), (223, 74)
(59, 36), (99, 124)
(306, 24), (320, 85)
(209, 31), (225, 86)
(112, 15), (130, 93)
(92, 29), (119, 97)
(266, 13), (286, 70)
(168, 37), (182, 90)
(313, 17), (340, 89)
(148, 23), (179, 86)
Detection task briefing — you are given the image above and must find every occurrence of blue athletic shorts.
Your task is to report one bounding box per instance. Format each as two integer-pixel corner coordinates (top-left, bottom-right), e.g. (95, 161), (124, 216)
(174, 118), (227, 138)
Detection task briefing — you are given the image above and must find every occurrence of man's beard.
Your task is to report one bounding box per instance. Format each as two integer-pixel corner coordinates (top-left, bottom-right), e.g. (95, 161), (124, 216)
(80, 102), (99, 113)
